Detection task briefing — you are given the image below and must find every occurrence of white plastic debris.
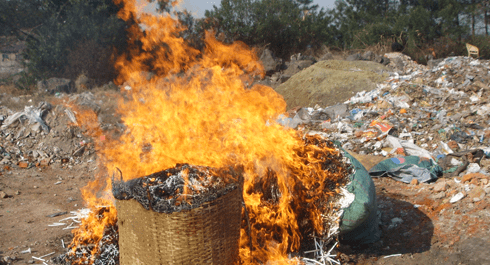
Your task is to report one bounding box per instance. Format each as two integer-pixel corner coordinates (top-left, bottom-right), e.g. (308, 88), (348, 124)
(0, 102), (52, 132)
(384, 254), (402, 258)
(450, 192), (465, 203)
(466, 163), (481, 173)
(64, 109), (78, 124)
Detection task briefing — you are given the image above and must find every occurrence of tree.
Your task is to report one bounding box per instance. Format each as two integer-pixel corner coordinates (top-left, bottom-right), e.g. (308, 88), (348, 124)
(0, 0), (50, 38)
(24, 0), (129, 83)
(202, 0), (337, 58)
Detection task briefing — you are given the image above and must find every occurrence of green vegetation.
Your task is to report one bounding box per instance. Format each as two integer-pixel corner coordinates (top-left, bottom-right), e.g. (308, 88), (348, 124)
(1, 0), (489, 86)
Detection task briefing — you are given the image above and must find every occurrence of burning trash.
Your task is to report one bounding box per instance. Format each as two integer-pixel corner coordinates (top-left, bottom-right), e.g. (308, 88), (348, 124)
(113, 164), (243, 265)
(52, 0), (377, 264)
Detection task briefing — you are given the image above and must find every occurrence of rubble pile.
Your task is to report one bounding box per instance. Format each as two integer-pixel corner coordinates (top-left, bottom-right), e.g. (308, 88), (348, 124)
(0, 92), (117, 169)
(282, 53), (490, 201)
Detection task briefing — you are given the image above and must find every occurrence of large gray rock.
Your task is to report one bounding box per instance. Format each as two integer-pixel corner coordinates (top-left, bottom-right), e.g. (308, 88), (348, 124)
(374, 54), (390, 65)
(259, 49), (282, 75)
(283, 60), (315, 77)
(346, 53), (362, 61)
(319, 53), (334, 61)
(361, 51), (375, 61)
(37, 78), (76, 94)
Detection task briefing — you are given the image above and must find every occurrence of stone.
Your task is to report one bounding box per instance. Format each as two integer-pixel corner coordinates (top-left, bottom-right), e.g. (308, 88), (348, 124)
(75, 73), (92, 90)
(319, 52), (334, 61)
(283, 60), (315, 77)
(462, 173), (487, 183)
(37, 78), (76, 94)
(346, 53), (362, 61)
(410, 179), (419, 185)
(361, 51), (375, 61)
(433, 181), (448, 192)
(469, 186), (486, 202)
(259, 49), (282, 75)
(431, 192), (446, 200)
(374, 55), (390, 65)
(0, 191), (8, 198)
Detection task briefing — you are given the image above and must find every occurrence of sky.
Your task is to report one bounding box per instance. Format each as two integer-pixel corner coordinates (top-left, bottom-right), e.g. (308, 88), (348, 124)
(177, 0), (337, 18)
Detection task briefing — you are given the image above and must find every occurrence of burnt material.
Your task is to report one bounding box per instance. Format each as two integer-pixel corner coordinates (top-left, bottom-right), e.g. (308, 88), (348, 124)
(112, 163), (242, 213)
(53, 223), (119, 265)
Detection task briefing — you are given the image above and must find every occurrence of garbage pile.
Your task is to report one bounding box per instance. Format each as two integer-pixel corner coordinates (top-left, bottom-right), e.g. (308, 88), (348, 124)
(0, 92), (110, 168)
(281, 54), (490, 193)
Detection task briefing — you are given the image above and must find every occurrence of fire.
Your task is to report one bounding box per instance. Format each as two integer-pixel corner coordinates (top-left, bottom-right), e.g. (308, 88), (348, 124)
(67, 0), (349, 264)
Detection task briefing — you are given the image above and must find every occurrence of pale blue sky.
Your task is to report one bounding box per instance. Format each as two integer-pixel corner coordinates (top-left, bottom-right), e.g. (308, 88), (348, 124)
(177, 0), (337, 18)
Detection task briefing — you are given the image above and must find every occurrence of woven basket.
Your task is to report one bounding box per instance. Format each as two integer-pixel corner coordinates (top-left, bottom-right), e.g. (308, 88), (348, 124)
(116, 187), (242, 265)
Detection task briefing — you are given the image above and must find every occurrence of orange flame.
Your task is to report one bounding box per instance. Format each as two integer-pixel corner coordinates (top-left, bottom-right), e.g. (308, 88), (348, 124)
(68, 1), (349, 264)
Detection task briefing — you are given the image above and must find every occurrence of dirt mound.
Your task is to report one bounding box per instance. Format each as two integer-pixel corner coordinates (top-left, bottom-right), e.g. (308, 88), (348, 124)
(274, 60), (391, 108)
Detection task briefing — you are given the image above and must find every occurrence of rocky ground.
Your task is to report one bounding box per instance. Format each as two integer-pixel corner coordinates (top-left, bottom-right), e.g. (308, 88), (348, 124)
(1, 52), (490, 264)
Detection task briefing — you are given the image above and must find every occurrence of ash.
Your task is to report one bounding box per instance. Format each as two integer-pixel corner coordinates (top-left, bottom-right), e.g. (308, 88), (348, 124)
(112, 163), (241, 213)
(53, 224), (119, 265)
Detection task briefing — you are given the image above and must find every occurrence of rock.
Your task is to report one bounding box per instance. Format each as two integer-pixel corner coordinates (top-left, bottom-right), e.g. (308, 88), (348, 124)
(283, 60), (315, 77)
(469, 186), (486, 202)
(462, 173), (487, 183)
(374, 55), (390, 65)
(391, 57), (404, 72)
(75, 73), (92, 90)
(0, 191), (8, 198)
(68, 92), (101, 114)
(433, 180), (448, 192)
(259, 49), (282, 75)
(279, 75), (291, 83)
(319, 53), (334, 61)
(270, 73), (280, 83)
(37, 78), (76, 94)
(411, 179), (419, 185)
(361, 51), (375, 61)
(431, 192), (446, 200)
(346, 53), (362, 61)
(28, 259), (35, 264)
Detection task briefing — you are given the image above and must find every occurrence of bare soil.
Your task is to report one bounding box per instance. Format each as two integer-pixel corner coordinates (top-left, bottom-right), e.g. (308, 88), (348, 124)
(1, 85), (490, 265)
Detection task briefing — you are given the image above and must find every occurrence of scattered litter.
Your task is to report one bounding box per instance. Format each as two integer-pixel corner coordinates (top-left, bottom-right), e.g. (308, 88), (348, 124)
(20, 248), (31, 254)
(383, 254), (402, 258)
(48, 209), (90, 229)
(450, 192), (465, 203)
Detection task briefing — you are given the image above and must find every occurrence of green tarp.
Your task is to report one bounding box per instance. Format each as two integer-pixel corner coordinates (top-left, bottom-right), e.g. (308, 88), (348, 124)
(369, 156), (442, 183)
(339, 148), (381, 245)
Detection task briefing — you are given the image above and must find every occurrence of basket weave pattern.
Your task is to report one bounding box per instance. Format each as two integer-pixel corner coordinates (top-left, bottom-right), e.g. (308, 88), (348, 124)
(117, 187), (242, 265)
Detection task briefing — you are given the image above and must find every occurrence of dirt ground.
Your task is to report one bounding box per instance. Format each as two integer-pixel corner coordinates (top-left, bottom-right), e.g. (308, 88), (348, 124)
(1, 86), (490, 265)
